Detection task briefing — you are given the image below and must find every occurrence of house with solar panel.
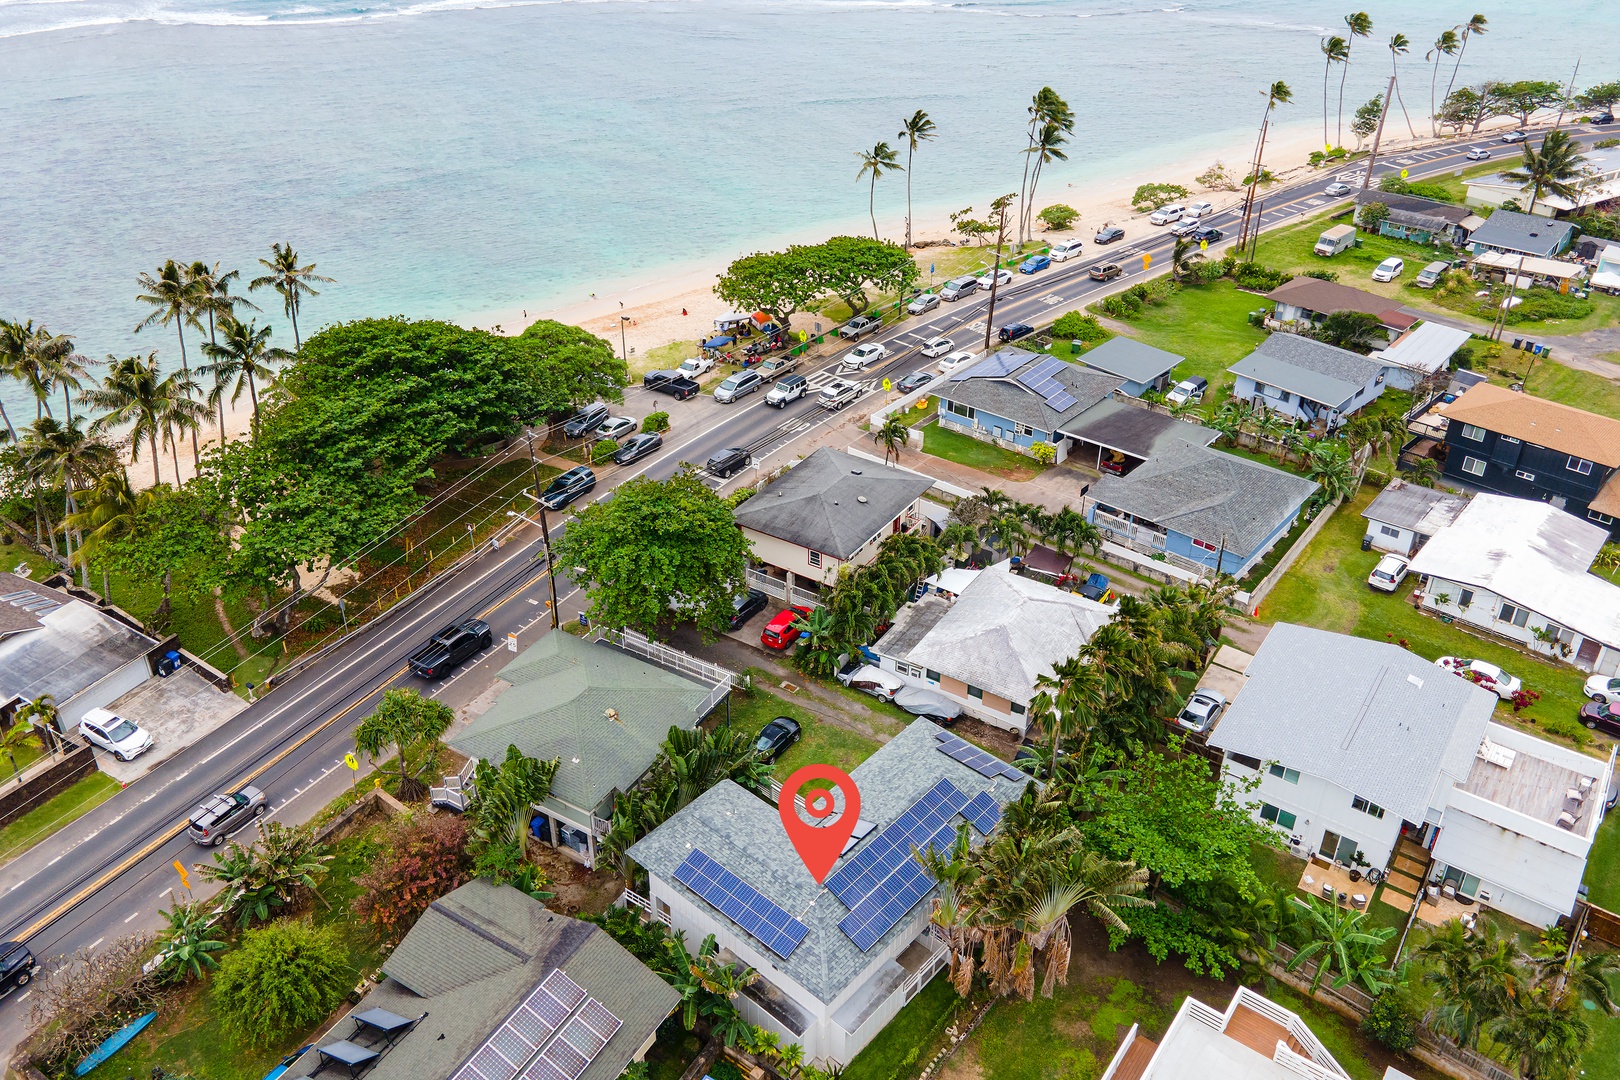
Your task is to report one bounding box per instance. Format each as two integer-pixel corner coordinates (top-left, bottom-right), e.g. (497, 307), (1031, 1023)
(282, 878), (679, 1080)
(933, 347), (1121, 462)
(626, 719), (1028, 1065)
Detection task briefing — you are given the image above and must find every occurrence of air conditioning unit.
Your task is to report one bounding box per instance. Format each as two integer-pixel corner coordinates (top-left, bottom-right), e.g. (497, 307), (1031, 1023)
(1477, 889), (1492, 903)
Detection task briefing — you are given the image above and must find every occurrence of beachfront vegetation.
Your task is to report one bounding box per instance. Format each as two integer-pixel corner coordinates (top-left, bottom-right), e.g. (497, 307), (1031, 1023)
(1018, 88), (1073, 245)
(854, 140), (903, 241)
(716, 236), (919, 328)
(1130, 183), (1188, 213)
(1037, 203), (1079, 231)
(898, 109), (937, 250)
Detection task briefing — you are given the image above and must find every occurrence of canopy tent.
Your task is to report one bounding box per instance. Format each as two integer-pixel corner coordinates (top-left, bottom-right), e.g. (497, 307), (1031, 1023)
(1472, 250), (1587, 281)
(750, 311), (781, 334)
(714, 312), (751, 329)
(702, 335), (735, 348)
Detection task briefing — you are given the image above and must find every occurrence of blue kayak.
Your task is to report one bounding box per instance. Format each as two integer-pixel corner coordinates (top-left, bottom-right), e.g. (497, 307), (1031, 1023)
(74, 1010), (157, 1075)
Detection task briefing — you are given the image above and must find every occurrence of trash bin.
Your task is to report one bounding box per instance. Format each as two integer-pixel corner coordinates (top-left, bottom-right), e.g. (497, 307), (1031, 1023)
(156, 649), (182, 677)
(1070, 340), (1082, 354)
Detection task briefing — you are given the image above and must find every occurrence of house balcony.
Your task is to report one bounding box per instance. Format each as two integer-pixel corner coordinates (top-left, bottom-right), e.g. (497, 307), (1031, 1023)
(1094, 510), (1168, 556)
(832, 934), (949, 1043)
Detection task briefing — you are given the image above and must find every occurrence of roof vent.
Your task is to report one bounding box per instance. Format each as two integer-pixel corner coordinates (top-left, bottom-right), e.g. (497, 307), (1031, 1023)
(857, 496), (869, 503)
(850, 469), (863, 475)
(1407, 673), (1423, 688)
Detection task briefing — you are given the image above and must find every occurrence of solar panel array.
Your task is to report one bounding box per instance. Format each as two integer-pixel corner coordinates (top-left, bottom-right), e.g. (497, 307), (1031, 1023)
(839, 842), (951, 950)
(825, 778), (969, 907)
(674, 849), (809, 959)
(453, 970), (618, 1080)
(1014, 355), (1078, 412)
(949, 351), (1025, 382)
(961, 790), (1002, 835)
(934, 730), (1027, 783)
(522, 1000), (622, 1080)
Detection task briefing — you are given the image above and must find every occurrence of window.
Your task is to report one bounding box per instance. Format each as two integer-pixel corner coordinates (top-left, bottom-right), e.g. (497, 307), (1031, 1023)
(1460, 455), (1487, 477)
(1500, 435), (1520, 444)
(1568, 456), (1594, 476)
(967, 685), (984, 700)
(1458, 588), (1474, 608)
(1460, 424), (1487, 442)
(1352, 795), (1386, 819)
(1268, 764), (1300, 784)
(895, 661), (924, 679)
(1499, 603), (1530, 628)
(1259, 804), (1298, 831)
(1379, 525), (1401, 539)
(925, 669), (941, 682)
(1010, 702), (1026, 716)
(1542, 622), (1575, 644)
(1591, 510), (1616, 526)
(1014, 422), (1036, 438)
(1191, 537), (1218, 552)
(1515, 469), (1536, 481)
(945, 400), (975, 420)
(1229, 753), (1262, 771)
(807, 550), (823, 568)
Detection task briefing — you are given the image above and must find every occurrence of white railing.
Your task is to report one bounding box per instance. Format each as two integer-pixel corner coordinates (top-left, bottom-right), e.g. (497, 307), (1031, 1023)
(1097, 1023), (1140, 1080)
(1273, 1045), (1347, 1080)
(618, 888), (671, 925)
(839, 934), (949, 1043)
(745, 567), (824, 610)
(595, 627), (738, 688)
(429, 756), (478, 812)
(1233, 986), (1343, 1075)
(1184, 997), (1227, 1030)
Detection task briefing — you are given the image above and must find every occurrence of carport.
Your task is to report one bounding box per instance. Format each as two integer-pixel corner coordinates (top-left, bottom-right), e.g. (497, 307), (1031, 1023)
(1058, 399), (1218, 476)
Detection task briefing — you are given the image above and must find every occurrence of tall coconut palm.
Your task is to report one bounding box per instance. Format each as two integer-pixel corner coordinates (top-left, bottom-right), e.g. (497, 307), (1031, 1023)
(185, 262), (256, 447)
(1488, 989), (1590, 1080)
(1337, 13), (1373, 146)
(1387, 33), (1418, 138)
(1016, 89), (1074, 244)
(854, 142), (904, 241)
(199, 315), (289, 439)
(18, 417), (118, 582)
(1427, 29), (1461, 135)
(249, 243), (332, 350)
(81, 353), (182, 487)
(1502, 130), (1589, 215)
(1023, 123), (1070, 242)
(1442, 14), (1489, 118)
(1320, 36), (1351, 148)
(0, 319), (30, 440)
(64, 467), (154, 575)
(897, 110), (937, 250)
(28, 331), (93, 423)
(1, 320), (56, 421)
(135, 259), (204, 469)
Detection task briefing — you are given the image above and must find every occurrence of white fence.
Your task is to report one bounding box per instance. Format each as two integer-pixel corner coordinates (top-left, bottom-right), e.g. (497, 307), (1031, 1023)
(594, 627), (738, 689)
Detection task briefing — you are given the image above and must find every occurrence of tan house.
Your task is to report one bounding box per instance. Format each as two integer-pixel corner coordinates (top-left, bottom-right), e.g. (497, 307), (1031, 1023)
(733, 448), (935, 589)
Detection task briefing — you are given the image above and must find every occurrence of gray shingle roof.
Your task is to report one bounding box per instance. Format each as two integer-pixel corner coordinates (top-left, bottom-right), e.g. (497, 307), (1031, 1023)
(1087, 442), (1317, 556)
(732, 448), (934, 560)
(1077, 337), (1183, 384)
(286, 879), (678, 1080)
(935, 348), (1121, 432)
(450, 633), (711, 816)
(1057, 398), (1218, 460)
(1467, 209), (1575, 257)
(1360, 478), (1469, 534)
(1355, 189), (1473, 226)
(1229, 334), (1385, 409)
(0, 581), (157, 707)
(626, 720), (1028, 1004)
(1208, 623), (1497, 824)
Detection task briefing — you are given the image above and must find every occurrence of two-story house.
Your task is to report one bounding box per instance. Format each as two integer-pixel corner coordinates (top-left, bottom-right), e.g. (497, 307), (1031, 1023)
(1436, 381), (1620, 534)
(1228, 334), (1386, 430)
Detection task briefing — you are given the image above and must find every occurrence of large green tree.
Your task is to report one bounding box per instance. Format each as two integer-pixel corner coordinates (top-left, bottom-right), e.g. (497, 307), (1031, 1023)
(212, 920), (350, 1047)
(803, 236), (920, 317)
(555, 468), (751, 638)
(1489, 80), (1567, 130)
(1576, 81), (1620, 114)
(354, 688), (453, 801)
(90, 482), (229, 627)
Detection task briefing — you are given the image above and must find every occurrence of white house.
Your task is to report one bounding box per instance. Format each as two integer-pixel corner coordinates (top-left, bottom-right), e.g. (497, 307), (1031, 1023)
(1209, 623), (1614, 927)
(625, 720), (1027, 1066)
(1408, 493), (1620, 675)
(1228, 334), (1385, 430)
(1359, 479), (1469, 557)
(1369, 322), (1473, 392)
(1099, 985), (1349, 1080)
(869, 563), (1114, 735)
(1465, 146), (1620, 218)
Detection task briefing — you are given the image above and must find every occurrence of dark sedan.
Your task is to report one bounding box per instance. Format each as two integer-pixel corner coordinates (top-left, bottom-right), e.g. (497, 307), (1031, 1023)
(727, 589), (769, 631)
(1093, 225), (1125, 244)
(753, 716), (802, 761)
(897, 371), (935, 393)
(1579, 701), (1620, 737)
(1190, 226), (1225, 244)
(612, 432), (663, 465)
(997, 322), (1035, 343)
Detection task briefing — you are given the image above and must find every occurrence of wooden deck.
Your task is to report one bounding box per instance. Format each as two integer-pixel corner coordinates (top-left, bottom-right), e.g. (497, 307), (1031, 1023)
(1223, 1003), (1305, 1060)
(1111, 1032), (1158, 1080)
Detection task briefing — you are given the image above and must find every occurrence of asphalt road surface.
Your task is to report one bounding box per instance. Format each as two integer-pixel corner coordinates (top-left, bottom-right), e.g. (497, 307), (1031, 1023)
(0, 123), (1604, 1056)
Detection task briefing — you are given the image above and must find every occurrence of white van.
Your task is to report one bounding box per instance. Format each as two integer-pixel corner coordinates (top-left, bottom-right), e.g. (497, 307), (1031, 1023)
(940, 275), (980, 301)
(1313, 224), (1356, 257)
(1415, 261), (1450, 288)
(1050, 239), (1085, 262)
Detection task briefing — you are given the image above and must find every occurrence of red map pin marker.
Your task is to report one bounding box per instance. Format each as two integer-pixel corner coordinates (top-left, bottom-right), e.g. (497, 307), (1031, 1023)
(778, 764), (861, 884)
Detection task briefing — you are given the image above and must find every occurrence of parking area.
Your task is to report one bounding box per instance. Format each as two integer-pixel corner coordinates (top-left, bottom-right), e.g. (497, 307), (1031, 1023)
(91, 668), (248, 783)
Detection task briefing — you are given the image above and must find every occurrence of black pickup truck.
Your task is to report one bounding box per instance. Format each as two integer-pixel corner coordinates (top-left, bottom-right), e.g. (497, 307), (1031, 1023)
(643, 370), (701, 400)
(409, 618), (492, 679)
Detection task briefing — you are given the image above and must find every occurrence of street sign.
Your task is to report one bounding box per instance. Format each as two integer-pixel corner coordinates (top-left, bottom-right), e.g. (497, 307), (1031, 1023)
(344, 752), (359, 771)
(1200, 239), (1209, 251)
(1400, 168), (1409, 179)
(172, 860), (190, 891)
(507, 632), (518, 653)
(881, 378), (892, 392)
(1141, 253), (1152, 271)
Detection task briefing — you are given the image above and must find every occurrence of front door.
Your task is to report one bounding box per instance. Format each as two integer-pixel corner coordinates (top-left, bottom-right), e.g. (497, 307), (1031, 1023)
(1578, 638), (1602, 667)
(1321, 830), (1359, 865)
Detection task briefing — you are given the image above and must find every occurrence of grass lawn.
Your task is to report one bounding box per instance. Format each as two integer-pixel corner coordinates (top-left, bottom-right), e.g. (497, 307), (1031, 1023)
(1100, 280), (1268, 403)
(0, 772), (121, 865)
(725, 685), (885, 784)
(1422, 160), (1512, 203)
(843, 975), (962, 1080)
(920, 419), (1046, 482)
(1519, 354), (1620, 420)
(1585, 811), (1620, 910)
(1259, 487), (1604, 750)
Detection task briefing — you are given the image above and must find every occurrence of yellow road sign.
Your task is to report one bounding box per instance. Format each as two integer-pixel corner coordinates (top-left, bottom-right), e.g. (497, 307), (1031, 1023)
(1200, 239), (1209, 251)
(882, 378), (892, 392)
(1141, 254), (1152, 271)
(1400, 168), (1409, 179)
(344, 752), (359, 771)
(173, 860), (190, 890)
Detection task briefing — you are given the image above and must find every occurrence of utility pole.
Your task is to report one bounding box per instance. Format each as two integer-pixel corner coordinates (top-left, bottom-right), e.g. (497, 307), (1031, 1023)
(1358, 76), (1399, 196)
(1554, 57), (1581, 131)
(1236, 105), (1271, 258)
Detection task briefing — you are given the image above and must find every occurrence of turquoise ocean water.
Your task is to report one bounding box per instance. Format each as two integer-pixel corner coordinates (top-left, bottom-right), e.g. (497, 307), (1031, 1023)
(0, 0), (1606, 417)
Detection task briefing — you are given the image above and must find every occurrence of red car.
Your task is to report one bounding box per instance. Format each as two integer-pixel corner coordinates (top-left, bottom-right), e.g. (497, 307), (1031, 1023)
(761, 606), (812, 650)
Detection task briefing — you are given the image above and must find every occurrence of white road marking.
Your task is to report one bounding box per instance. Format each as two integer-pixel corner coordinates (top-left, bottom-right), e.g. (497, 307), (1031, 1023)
(45, 854), (62, 866)
(160, 887), (173, 898)
(123, 911), (140, 924)
(526, 598), (539, 605)
(89, 938), (103, 949)
(1039, 295), (1065, 306)
(16, 991), (29, 1001)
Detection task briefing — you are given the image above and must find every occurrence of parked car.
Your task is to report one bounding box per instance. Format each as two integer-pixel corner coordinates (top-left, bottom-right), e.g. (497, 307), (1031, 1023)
(1371, 256), (1405, 282)
(997, 322), (1035, 343)
(1149, 204), (1185, 225)
(938, 350), (977, 373)
(1094, 225), (1125, 244)
(1170, 217), (1203, 237)
(727, 589), (769, 631)
(894, 686), (962, 725)
(1176, 688), (1227, 734)
(1050, 239), (1085, 262)
(1165, 376), (1207, 405)
(650, 375), (700, 400)
(706, 447), (752, 478)
(593, 415), (636, 441)
(1436, 656), (1523, 699)
(188, 786), (267, 846)
(1415, 261), (1451, 288)
(1594, 112), (1616, 126)
(1585, 674), (1620, 703)
(612, 432), (663, 465)
(642, 369), (682, 389)
(678, 356), (715, 377)
(897, 370), (935, 393)
(1578, 701), (1620, 737)
(818, 379), (863, 410)
(757, 354), (798, 378)
(1501, 129), (1527, 143)
(1186, 200), (1215, 218)
(1323, 181), (1353, 196)
(838, 315), (884, 339)
(0, 942), (38, 998)
(920, 336), (953, 358)
(842, 342), (889, 370)
(1190, 226), (1225, 244)
(1077, 571), (1110, 601)
(713, 369), (765, 402)
(539, 465), (596, 510)
(761, 605), (812, 650)
(562, 402), (609, 439)
(753, 716), (802, 761)
(839, 664), (905, 700)
(1089, 262), (1123, 282)
(907, 293), (940, 315)
(975, 268), (1014, 291)
(78, 708), (154, 762)
(1019, 254), (1052, 273)
(1367, 553), (1410, 592)
(409, 618), (492, 678)
(765, 374), (809, 407)
(1465, 147), (1493, 161)
(940, 275), (979, 301)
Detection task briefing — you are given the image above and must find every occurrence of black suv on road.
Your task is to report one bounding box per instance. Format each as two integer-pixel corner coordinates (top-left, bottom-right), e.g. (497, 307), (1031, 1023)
(0, 941), (37, 998)
(540, 466), (596, 510)
(707, 447), (752, 478)
(409, 618), (493, 679)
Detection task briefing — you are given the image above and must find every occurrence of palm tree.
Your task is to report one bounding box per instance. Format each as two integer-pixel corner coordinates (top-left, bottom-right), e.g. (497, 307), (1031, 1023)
(64, 467), (154, 601)
(1023, 123), (1070, 242)
(1442, 15), (1489, 120)
(1427, 29), (1461, 135)
(1287, 895), (1396, 994)
(1489, 989), (1590, 1080)
(2, 709), (43, 780)
(1, 320), (57, 421)
(0, 319), (29, 440)
(1502, 130), (1589, 214)
(135, 259), (204, 469)
(21, 326), (91, 422)
(250, 243), (332, 350)
(1320, 36), (1351, 148)
(897, 110), (937, 250)
(186, 262), (256, 447)
(1170, 236), (1205, 283)
(854, 142), (903, 242)
(1337, 13), (1373, 146)
(873, 414), (911, 465)
(1017, 89), (1074, 244)
(1388, 33), (1418, 138)
(18, 417), (118, 584)
(81, 353), (179, 487)
(200, 315), (289, 439)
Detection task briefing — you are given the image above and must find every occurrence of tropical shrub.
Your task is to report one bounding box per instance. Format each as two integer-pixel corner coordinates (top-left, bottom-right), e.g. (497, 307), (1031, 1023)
(1051, 312), (1106, 341)
(1037, 204), (1079, 231)
(641, 411), (669, 434)
(1131, 183), (1189, 213)
(1029, 441), (1056, 465)
(197, 821), (334, 928)
(1303, 268), (1339, 282)
(1362, 988), (1420, 1051)
(1229, 262), (1292, 291)
(1196, 162), (1241, 191)
(1501, 292), (1594, 325)
(155, 898), (228, 983)
(355, 813), (472, 941)
(213, 920), (350, 1047)
(590, 439), (619, 464)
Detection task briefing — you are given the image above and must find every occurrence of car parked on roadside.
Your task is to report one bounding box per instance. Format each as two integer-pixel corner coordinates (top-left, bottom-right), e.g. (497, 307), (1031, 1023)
(761, 605), (812, 650)
(713, 370), (765, 402)
(409, 618), (492, 679)
(539, 465), (596, 510)
(1371, 256), (1405, 282)
(0, 942), (38, 998)
(1367, 553), (1410, 592)
(678, 356), (715, 377)
(1019, 254), (1051, 273)
(753, 716), (802, 761)
(920, 336), (953, 358)
(1465, 147), (1493, 161)
(188, 786), (267, 846)
(1579, 700), (1620, 736)
(1176, 688), (1227, 734)
(1149, 204), (1185, 225)
(562, 402), (609, 439)
(612, 432), (663, 465)
(765, 374), (808, 407)
(78, 708), (154, 762)
(1089, 262), (1123, 282)
(838, 315), (884, 339)
(897, 370), (935, 393)
(843, 342), (889, 371)
(997, 322), (1035, 343)
(727, 589), (769, 631)
(650, 374), (700, 400)
(706, 447), (752, 478)
(940, 276), (979, 301)
(1586, 674), (1620, 703)
(975, 268), (1014, 291)
(1094, 225), (1126, 244)
(1165, 376), (1207, 405)
(1050, 239), (1085, 261)
(1436, 656), (1523, 699)
(906, 293), (940, 315)
(1323, 181), (1353, 196)
(818, 379), (863, 411)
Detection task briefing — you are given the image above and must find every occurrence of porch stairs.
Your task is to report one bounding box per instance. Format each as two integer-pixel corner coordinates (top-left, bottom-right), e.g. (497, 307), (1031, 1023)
(1379, 837), (1432, 913)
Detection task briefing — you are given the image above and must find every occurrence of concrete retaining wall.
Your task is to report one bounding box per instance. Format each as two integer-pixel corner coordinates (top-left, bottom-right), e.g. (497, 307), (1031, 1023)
(0, 742), (99, 830)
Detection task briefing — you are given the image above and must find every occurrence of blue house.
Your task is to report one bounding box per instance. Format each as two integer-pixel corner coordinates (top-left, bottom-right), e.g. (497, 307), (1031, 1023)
(933, 348), (1120, 462)
(1075, 337), (1182, 397)
(1228, 334), (1385, 431)
(1085, 441), (1318, 578)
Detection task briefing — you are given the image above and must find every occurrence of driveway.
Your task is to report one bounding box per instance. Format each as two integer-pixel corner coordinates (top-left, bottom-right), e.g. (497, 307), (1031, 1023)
(91, 668), (248, 784)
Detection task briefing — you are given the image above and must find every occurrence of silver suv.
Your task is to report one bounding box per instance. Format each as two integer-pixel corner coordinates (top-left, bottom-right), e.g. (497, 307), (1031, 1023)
(188, 786), (267, 845)
(713, 370), (764, 403)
